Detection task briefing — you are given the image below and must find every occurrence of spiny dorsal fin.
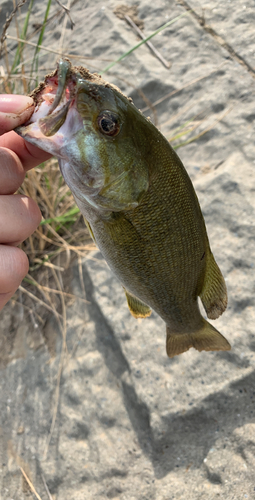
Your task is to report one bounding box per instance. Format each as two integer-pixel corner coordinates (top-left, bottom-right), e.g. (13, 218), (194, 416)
(166, 319), (230, 358)
(200, 251), (227, 320)
(124, 289), (152, 318)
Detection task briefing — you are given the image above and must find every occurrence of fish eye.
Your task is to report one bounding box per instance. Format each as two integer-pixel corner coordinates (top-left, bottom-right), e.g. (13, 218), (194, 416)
(97, 111), (120, 137)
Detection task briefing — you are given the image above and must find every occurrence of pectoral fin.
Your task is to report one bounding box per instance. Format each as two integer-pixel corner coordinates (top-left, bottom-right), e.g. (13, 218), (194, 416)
(84, 217), (97, 245)
(166, 319), (231, 358)
(200, 251), (227, 320)
(124, 289), (152, 318)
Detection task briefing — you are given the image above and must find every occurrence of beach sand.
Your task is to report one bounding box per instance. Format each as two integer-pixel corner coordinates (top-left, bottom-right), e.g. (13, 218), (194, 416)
(0, 1), (255, 498)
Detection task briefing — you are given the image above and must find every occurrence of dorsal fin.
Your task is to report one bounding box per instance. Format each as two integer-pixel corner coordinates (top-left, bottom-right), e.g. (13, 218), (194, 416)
(200, 251), (227, 320)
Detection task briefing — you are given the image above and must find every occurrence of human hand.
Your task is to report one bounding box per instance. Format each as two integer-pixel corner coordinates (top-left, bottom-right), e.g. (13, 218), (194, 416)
(0, 94), (52, 311)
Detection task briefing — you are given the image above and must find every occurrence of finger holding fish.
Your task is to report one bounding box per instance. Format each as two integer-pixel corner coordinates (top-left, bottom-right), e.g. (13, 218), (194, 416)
(0, 95), (47, 311)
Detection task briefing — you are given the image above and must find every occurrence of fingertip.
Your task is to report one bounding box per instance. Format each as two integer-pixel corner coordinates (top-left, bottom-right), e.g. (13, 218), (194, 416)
(13, 246), (30, 280)
(0, 245), (29, 288)
(0, 95), (35, 135)
(0, 147), (25, 194)
(0, 245), (29, 311)
(0, 94), (34, 113)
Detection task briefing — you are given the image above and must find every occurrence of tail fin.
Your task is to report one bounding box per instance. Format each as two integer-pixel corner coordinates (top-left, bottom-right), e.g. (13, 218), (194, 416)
(166, 319), (230, 358)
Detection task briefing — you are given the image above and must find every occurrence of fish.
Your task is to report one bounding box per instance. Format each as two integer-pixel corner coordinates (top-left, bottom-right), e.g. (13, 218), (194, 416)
(15, 58), (230, 357)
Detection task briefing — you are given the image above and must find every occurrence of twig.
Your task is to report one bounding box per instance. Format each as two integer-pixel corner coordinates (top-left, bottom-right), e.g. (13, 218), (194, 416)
(57, 0), (72, 60)
(19, 467), (42, 500)
(33, 284), (89, 302)
(12, 299), (45, 325)
(125, 14), (171, 69)
(43, 337), (65, 459)
(173, 106), (233, 149)
(19, 285), (63, 318)
(41, 472), (54, 500)
(55, 0), (75, 29)
(6, 35), (112, 62)
(7, 34), (65, 57)
(43, 265), (67, 459)
(33, 259), (65, 271)
(0, 0), (27, 58)
(102, 12), (187, 73)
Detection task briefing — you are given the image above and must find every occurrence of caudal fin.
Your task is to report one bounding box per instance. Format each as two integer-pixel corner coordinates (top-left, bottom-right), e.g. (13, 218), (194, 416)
(166, 319), (231, 358)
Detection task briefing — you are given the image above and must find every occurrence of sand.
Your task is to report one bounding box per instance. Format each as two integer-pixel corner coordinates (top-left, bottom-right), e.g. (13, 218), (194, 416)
(0, 0), (255, 498)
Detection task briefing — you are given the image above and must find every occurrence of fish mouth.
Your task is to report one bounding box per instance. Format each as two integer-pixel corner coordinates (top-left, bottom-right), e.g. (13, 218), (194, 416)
(15, 59), (81, 153)
(15, 59), (109, 206)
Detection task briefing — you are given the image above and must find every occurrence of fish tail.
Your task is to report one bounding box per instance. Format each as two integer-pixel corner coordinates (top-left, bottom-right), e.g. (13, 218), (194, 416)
(166, 319), (231, 358)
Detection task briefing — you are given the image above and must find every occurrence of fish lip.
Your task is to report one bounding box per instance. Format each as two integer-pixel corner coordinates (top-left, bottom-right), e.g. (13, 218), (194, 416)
(15, 58), (78, 139)
(14, 59), (88, 153)
(15, 58), (97, 140)
(37, 59), (77, 137)
(47, 59), (72, 115)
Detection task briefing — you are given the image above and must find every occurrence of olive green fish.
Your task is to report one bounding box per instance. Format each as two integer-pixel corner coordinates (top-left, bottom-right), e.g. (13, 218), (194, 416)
(16, 59), (230, 357)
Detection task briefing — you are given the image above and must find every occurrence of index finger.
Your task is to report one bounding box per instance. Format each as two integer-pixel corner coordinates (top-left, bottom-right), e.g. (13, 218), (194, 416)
(0, 94), (52, 171)
(0, 94), (34, 135)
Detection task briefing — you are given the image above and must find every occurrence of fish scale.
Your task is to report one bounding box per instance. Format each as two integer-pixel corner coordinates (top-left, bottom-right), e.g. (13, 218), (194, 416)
(16, 59), (230, 358)
(92, 143), (204, 325)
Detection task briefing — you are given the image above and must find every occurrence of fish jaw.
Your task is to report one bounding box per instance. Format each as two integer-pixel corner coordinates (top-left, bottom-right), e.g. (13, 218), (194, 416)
(15, 59), (85, 158)
(15, 59), (150, 213)
(16, 103), (82, 157)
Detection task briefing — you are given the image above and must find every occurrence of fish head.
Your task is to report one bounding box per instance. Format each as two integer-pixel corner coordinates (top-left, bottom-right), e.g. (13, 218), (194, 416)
(16, 59), (150, 212)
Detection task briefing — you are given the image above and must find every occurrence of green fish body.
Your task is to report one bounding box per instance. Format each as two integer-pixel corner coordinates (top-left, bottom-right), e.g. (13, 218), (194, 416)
(16, 59), (230, 357)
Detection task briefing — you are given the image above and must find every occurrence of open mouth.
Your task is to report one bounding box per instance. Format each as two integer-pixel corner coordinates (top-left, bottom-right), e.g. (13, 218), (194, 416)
(27, 59), (77, 137)
(14, 59), (86, 156)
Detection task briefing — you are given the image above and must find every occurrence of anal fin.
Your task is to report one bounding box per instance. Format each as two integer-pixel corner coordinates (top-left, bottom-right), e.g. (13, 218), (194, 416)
(166, 319), (231, 358)
(124, 289), (152, 318)
(200, 251), (227, 320)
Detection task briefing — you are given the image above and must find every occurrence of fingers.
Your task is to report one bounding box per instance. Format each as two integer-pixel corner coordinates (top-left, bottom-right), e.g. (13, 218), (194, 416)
(0, 131), (52, 171)
(0, 194), (41, 311)
(0, 94), (52, 171)
(0, 245), (29, 309)
(0, 147), (25, 194)
(0, 95), (35, 135)
(0, 94), (49, 311)
(0, 194), (42, 245)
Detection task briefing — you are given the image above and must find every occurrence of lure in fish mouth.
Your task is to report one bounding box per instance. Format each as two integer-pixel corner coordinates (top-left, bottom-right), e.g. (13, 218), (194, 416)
(16, 59), (230, 358)
(16, 58), (149, 212)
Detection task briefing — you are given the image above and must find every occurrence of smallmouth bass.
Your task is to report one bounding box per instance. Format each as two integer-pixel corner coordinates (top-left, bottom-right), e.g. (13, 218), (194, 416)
(16, 59), (230, 357)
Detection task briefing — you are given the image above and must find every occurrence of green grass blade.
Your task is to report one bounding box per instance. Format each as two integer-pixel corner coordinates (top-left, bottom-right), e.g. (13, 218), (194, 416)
(11, 0), (35, 73)
(101, 12), (188, 74)
(40, 206), (80, 226)
(31, 0), (52, 81)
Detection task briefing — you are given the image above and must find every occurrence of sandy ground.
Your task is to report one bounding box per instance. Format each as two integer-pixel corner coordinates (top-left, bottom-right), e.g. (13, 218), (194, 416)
(0, 0), (255, 499)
